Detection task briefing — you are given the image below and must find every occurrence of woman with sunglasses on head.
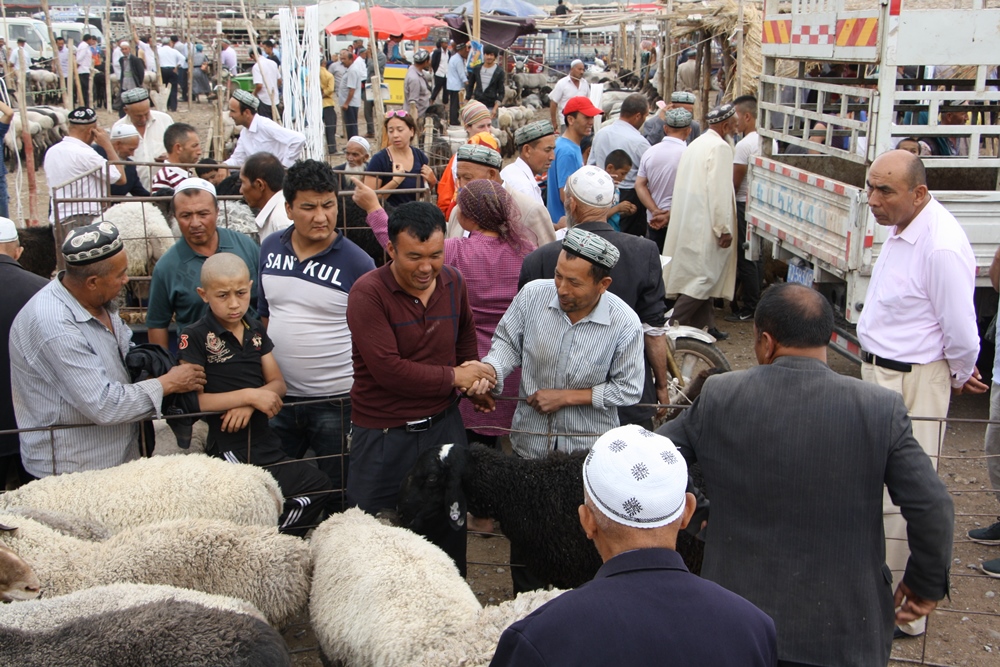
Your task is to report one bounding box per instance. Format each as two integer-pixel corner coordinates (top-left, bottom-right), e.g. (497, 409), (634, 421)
(352, 177), (536, 450)
(363, 110), (438, 208)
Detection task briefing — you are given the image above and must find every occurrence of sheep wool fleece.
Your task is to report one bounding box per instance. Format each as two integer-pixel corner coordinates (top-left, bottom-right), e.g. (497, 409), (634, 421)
(0, 454), (283, 534)
(0, 599), (291, 667)
(0, 514), (312, 627)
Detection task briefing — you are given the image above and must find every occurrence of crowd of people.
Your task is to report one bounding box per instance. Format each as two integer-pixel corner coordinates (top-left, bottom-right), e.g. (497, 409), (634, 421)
(0, 32), (997, 665)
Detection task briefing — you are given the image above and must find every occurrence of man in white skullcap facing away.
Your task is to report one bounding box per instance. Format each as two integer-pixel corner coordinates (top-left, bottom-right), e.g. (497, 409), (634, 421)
(490, 424), (778, 666)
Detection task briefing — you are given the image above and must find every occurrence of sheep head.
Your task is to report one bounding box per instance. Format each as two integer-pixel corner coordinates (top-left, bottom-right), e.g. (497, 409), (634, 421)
(0, 528), (42, 602)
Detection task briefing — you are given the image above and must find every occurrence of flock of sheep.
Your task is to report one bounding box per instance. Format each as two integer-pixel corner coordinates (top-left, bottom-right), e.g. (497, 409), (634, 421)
(0, 453), (569, 665)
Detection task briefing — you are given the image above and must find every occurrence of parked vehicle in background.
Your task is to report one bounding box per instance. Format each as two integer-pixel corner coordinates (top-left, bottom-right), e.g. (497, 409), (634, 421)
(1, 17), (52, 61)
(746, 0), (1000, 369)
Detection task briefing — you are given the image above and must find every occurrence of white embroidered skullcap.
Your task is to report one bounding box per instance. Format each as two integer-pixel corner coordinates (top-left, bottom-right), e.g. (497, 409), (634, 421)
(565, 165), (614, 208)
(583, 424), (689, 529)
(173, 177), (217, 197)
(110, 124), (140, 140)
(0, 217), (18, 243)
(119, 40), (130, 48)
(347, 135), (371, 153)
(570, 59), (584, 68)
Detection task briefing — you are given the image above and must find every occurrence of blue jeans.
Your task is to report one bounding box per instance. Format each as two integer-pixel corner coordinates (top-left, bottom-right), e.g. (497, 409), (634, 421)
(270, 396), (351, 511)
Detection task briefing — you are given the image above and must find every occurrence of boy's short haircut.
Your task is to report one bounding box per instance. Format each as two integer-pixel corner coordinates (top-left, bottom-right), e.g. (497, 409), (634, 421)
(195, 157), (221, 178)
(283, 159), (338, 206)
(200, 252), (251, 288)
(605, 149), (633, 171)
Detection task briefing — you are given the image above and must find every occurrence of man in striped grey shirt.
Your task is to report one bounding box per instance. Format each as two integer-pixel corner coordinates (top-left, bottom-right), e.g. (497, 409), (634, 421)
(9, 221), (206, 478)
(476, 226), (644, 460)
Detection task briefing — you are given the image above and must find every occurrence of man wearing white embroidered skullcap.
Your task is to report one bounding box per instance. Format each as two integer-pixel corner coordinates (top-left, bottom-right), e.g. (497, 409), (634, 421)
(491, 424), (778, 667)
(145, 178), (262, 349)
(332, 136), (371, 193)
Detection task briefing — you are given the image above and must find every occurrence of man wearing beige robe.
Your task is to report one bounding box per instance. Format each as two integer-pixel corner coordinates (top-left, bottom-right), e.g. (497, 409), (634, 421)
(661, 104), (738, 339)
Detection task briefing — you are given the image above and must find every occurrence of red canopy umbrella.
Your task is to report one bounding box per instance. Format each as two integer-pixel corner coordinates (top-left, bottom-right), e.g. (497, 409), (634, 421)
(325, 7), (426, 40)
(412, 16), (448, 29)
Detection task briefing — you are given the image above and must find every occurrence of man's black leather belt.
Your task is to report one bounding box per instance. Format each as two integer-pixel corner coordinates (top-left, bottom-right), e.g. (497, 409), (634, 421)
(861, 351), (912, 373)
(401, 399), (459, 433)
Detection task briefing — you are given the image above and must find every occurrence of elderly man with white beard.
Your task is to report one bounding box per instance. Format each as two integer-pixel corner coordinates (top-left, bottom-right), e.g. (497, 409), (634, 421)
(332, 136), (370, 192)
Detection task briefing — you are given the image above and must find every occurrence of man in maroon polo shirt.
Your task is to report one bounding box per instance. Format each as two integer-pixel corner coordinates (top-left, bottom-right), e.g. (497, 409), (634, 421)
(346, 201), (495, 515)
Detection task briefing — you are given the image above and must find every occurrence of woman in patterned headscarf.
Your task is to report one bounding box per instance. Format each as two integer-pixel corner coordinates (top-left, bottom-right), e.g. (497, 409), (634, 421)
(353, 178), (534, 450)
(436, 100), (496, 218)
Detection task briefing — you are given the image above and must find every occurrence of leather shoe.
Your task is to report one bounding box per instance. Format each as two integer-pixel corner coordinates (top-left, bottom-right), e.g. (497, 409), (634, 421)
(706, 327), (729, 341)
(893, 627), (922, 640)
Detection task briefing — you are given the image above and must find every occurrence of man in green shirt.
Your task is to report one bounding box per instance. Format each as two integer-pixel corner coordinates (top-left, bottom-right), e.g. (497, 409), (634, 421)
(147, 178), (260, 349)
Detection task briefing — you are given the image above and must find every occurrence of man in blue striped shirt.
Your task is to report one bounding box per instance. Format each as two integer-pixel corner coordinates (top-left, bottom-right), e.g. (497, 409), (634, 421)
(9, 221), (206, 478)
(477, 224), (644, 460)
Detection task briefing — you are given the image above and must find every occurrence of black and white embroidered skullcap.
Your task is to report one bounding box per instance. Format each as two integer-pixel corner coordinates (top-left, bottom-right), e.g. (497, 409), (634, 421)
(514, 120), (555, 147)
(583, 424), (689, 529)
(664, 108), (693, 128)
(707, 104), (735, 125)
(413, 49), (430, 64)
(0, 216), (17, 243)
(565, 165), (614, 209)
(671, 91), (697, 105)
(456, 143), (502, 169)
(232, 88), (260, 110)
(68, 107), (97, 124)
(61, 220), (124, 266)
(110, 124), (140, 140)
(562, 227), (620, 270)
(120, 87), (149, 105)
(173, 177), (217, 197)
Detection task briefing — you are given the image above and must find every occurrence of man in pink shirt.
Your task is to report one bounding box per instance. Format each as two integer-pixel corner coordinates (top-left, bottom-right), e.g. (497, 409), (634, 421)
(858, 149), (988, 638)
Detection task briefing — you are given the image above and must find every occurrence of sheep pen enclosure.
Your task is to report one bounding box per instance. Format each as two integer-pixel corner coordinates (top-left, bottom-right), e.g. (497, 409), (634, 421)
(5, 102), (999, 667)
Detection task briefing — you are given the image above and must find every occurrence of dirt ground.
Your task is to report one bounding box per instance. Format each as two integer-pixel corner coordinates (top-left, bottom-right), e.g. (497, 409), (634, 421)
(9, 104), (998, 666)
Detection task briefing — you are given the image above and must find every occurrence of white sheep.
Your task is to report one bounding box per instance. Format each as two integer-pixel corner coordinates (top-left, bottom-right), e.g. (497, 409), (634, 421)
(309, 508), (563, 666)
(0, 454), (282, 534)
(0, 513), (312, 626)
(101, 200), (176, 276)
(0, 583), (291, 666)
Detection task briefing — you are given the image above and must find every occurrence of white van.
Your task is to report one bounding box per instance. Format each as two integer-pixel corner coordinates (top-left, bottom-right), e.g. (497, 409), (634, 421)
(0, 18), (52, 60)
(51, 22), (106, 47)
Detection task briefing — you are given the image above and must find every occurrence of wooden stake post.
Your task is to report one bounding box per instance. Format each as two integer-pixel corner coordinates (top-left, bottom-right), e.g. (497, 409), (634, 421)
(39, 0), (70, 108)
(105, 0), (113, 111)
(363, 0), (384, 148)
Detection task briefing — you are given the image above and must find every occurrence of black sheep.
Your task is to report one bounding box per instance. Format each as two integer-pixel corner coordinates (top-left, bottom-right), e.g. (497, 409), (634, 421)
(399, 442), (600, 590)
(398, 369), (724, 589)
(17, 226), (56, 279)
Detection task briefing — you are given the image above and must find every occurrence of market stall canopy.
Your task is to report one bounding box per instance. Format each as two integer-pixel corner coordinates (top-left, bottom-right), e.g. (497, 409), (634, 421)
(325, 7), (427, 40)
(443, 14), (537, 50)
(412, 16), (449, 30)
(453, 0), (548, 19)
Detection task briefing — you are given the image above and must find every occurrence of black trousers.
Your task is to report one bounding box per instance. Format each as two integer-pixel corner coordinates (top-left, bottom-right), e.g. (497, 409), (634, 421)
(431, 75), (447, 103)
(77, 72), (90, 107)
(160, 67), (178, 111)
(323, 105), (337, 154)
(257, 102), (274, 121)
(343, 105), (359, 140)
(0, 453), (31, 490)
(176, 66), (188, 100)
(616, 188), (648, 237)
(734, 201), (763, 313)
(646, 219), (667, 253)
(447, 89), (462, 126)
(346, 404), (467, 515)
(213, 430), (334, 537)
(362, 86), (374, 137)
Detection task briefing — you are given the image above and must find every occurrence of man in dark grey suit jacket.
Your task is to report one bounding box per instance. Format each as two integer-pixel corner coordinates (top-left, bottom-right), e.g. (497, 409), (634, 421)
(657, 283), (953, 667)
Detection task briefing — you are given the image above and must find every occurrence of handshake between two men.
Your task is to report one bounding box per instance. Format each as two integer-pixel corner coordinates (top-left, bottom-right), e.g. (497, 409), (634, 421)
(455, 360), (596, 416)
